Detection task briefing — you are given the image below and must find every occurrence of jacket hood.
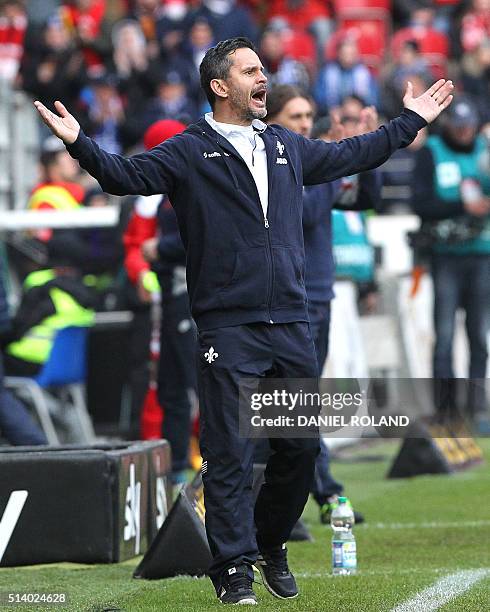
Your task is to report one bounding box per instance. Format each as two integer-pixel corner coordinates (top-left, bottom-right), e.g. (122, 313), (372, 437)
(185, 117), (273, 137)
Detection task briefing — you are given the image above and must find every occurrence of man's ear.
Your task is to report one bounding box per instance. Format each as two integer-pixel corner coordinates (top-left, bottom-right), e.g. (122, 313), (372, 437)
(210, 78), (228, 101)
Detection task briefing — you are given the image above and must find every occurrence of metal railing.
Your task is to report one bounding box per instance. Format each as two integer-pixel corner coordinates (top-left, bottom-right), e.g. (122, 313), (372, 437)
(0, 80), (40, 211)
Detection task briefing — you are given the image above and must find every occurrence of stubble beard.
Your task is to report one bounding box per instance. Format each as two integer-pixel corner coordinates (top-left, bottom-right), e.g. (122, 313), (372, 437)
(228, 86), (267, 122)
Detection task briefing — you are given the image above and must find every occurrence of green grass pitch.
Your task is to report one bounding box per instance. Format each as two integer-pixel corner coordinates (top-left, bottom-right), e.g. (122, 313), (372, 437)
(1, 438), (489, 611)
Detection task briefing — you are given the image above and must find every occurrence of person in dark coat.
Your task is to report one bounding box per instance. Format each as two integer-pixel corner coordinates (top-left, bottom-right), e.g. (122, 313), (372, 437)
(0, 254), (48, 445)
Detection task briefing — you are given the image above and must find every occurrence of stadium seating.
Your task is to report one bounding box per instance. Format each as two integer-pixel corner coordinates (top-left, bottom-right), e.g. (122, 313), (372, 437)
(334, 0), (391, 14)
(282, 28), (318, 74)
(391, 27), (450, 78)
(324, 25), (387, 72)
(329, 0), (392, 72)
(5, 326), (95, 445)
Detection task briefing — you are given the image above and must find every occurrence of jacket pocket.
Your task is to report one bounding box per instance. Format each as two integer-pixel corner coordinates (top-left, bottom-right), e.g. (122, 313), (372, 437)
(218, 247), (269, 309)
(271, 246), (306, 308)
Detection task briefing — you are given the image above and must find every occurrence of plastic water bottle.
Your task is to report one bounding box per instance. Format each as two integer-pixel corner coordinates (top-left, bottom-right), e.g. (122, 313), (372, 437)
(331, 496), (357, 575)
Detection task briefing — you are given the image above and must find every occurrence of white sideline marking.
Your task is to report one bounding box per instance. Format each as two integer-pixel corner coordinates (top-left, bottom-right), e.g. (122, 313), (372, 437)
(295, 567), (481, 579)
(364, 520), (490, 530)
(391, 569), (490, 612)
(0, 490), (29, 562)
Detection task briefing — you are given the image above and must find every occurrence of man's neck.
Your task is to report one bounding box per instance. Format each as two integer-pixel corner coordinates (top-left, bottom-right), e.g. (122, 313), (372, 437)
(212, 106), (253, 127)
(47, 172), (63, 183)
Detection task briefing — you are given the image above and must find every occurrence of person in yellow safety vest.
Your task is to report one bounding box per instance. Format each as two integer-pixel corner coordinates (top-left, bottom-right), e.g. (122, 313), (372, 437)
(1, 244), (95, 377)
(28, 183), (81, 212)
(27, 135), (84, 243)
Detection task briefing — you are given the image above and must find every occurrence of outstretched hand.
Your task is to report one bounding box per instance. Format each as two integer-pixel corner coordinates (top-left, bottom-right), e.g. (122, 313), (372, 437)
(358, 106), (378, 134)
(403, 79), (454, 124)
(326, 109), (345, 141)
(33, 100), (80, 145)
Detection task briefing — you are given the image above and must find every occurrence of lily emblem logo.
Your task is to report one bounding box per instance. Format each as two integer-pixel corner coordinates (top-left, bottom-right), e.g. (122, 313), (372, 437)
(276, 141), (285, 155)
(205, 346), (219, 363)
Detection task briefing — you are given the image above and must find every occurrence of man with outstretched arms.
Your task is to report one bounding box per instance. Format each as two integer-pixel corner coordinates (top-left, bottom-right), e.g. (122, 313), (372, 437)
(35, 37), (453, 605)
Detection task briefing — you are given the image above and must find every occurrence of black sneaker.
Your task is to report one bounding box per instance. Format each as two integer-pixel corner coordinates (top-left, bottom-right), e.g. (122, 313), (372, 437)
(255, 544), (298, 599)
(218, 564), (257, 605)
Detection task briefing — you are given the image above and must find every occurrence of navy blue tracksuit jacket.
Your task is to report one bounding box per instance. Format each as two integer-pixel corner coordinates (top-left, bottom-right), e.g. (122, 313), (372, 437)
(154, 201), (197, 476)
(303, 170), (381, 307)
(67, 110), (426, 332)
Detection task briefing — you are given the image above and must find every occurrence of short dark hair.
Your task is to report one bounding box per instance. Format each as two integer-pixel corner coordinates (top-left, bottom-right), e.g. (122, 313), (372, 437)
(403, 39), (420, 53)
(40, 149), (63, 169)
(311, 116), (331, 139)
(199, 37), (257, 109)
(266, 85), (314, 122)
(340, 93), (366, 108)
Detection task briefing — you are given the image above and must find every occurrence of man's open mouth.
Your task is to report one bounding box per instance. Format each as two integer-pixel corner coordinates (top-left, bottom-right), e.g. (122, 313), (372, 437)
(251, 90), (266, 104)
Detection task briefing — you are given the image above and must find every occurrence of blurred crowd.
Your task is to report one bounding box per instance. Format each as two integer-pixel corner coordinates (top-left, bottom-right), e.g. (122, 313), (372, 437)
(0, 0), (488, 151)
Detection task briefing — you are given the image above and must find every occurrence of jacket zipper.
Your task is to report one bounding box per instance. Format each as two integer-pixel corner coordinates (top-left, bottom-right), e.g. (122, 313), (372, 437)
(205, 128), (275, 323)
(264, 215), (274, 323)
(253, 129), (274, 323)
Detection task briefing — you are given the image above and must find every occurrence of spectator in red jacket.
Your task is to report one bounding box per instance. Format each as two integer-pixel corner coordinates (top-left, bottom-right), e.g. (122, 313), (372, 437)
(123, 119), (186, 304)
(0, 0), (27, 83)
(460, 0), (490, 54)
(61, 0), (112, 73)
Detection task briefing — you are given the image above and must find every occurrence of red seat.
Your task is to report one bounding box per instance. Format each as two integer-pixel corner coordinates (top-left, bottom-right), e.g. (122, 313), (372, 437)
(325, 24), (387, 72)
(340, 17), (390, 47)
(334, 0), (391, 13)
(282, 29), (317, 64)
(391, 27), (449, 58)
(333, 0), (391, 63)
(391, 27), (449, 78)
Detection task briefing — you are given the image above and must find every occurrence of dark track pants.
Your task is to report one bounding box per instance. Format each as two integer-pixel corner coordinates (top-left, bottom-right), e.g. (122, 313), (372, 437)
(0, 352), (48, 445)
(158, 291), (197, 473)
(431, 254), (490, 416)
(308, 301), (344, 503)
(197, 321), (320, 584)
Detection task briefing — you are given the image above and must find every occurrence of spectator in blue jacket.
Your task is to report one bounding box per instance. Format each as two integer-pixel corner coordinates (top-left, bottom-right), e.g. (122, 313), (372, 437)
(259, 28), (310, 91)
(192, 0), (258, 44)
(143, 67), (199, 127)
(175, 18), (216, 109)
(34, 37), (453, 605)
(0, 253), (48, 446)
(314, 36), (379, 115)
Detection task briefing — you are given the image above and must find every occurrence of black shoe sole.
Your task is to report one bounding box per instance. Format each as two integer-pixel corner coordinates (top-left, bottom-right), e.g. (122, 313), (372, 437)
(218, 598), (257, 605)
(253, 564), (299, 600)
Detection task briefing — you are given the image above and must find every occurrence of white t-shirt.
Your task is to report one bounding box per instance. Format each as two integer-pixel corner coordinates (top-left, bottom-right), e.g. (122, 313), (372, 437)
(205, 112), (269, 220)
